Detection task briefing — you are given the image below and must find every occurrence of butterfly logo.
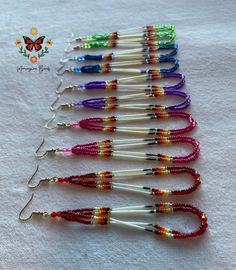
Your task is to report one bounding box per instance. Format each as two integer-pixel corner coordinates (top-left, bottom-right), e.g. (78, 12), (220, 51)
(23, 36), (45, 52)
(15, 27), (52, 64)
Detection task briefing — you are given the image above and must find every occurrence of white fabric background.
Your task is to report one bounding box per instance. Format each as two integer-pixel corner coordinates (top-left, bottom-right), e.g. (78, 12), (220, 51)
(0, 0), (236, 269)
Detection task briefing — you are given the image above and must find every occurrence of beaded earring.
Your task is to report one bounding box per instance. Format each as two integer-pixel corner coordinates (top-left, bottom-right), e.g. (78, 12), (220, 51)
(45, 111), (196, 137)
(65, 24), (175, 52)
(19, 194), (208, 239)
(55, 72), (185, 95)
(69, 25), (175, 43)
(49, 89), (190, 113)
(60, 44), (178, 64)
(58, 43), (178, 75)
(35, 136), (200, 163)
(65, 38), (176, 53)
(65, 34), (176, 52)
(28, 164), (201, 197)
(57, 56), (179, 75)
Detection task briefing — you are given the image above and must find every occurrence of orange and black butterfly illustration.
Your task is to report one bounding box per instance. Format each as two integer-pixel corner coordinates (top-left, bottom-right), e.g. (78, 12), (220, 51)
(23, 36), (45, 52)
(16, 28), (52, 63)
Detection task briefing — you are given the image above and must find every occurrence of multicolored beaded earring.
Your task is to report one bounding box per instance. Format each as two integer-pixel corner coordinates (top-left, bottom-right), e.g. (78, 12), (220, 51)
(35, 136), (200, 163)
(45, 111), (196, 137)
(28, 164), (201, 197)
(49, 88), (190, 113)
(65, 39), (176, 53)
(19, 194), (208, 239)
(69, 25), (175, 43)
(55, 72), (185, 95)
(56, 57), (179, 76)
(65, 24), (175, 52)
(60, 44), (178, 65)
(59, 43), (178, 74)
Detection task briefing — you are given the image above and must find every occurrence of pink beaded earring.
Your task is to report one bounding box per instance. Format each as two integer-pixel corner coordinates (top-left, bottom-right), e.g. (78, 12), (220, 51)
(35, 136), (200, 163)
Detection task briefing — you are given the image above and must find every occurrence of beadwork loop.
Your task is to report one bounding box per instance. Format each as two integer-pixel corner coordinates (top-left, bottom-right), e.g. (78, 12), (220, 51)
(55, 73), (185, 95)
(57, 53), (179, 75)
(64, 25), (175, 53)
(61, 44), (178, 65)
(45, 112), (196, 139)
(34, 136), (200, 163)
(19, 194), (208, 239)
(56, 58), (179, 76)
(28, 164), (201, 197)
(49, 89), (190, 113)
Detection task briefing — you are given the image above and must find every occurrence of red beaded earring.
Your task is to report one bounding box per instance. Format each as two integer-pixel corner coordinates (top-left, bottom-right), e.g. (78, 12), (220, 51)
(27, 164), (201, 196)
(19, 194), (208, 239)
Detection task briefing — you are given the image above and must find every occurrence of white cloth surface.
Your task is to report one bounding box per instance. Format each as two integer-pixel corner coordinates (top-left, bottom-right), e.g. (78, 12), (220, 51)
(0, 0), (236, 269)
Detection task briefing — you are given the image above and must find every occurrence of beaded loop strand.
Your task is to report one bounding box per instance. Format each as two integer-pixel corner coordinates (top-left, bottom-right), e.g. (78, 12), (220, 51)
(50, 90), (190, 112)
(56, 72), (185, 95)
(51, 203), (207, 239)
(65, 24), (175, 52)
(35, 136), (200, 163)
(57, 58), (179, 76)
(61, 44), (178, 65)
(46, 111), (196, 137)
(73, 25), (175, 43)
(19, 194), (207, 239)
(28, 165), (201, 197)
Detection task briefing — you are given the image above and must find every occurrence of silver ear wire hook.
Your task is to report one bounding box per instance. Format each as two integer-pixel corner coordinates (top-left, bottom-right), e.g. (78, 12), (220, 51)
(64, 43), (71, 53)
(50, 97), (74, 111)
(50, 95), (61, 111)
(35, 138), (48, 158)
(19, 193), (49, 221)
(55, 79), (64, 95)
(67, 32), (83, 44)
(55, 80), (77, 95)
(27, 164), (58, 188)
(57, 56), (75, 74)
(64, 44), (74, 53)
(64, 33), (82, 53)
(28, 164), (40, 187)
(45, 113), (57, 129)
(56, 64), (69, 76)
(57, 55), (74, 72)
(45, 113), (70, 130)
(67, 32), (75, 43)
(35, 138), (59, 159)
(64, 44), (81, 53)
(60, 57), (73, 64)
(64, 33), (73, 53)
(64, 33), (76, 53)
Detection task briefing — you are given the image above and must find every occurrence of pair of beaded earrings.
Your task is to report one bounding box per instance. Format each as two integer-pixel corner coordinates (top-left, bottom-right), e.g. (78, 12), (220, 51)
(58, 25), (178, 75)
(20, 25), (208, 239)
